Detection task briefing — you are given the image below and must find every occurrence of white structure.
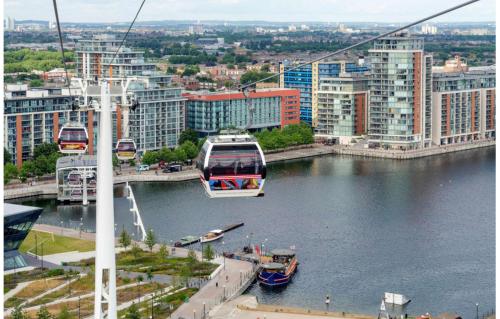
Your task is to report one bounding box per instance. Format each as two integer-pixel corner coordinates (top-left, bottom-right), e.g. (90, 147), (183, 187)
(94, 81), (118, 319)
(421, 24), (437, 35)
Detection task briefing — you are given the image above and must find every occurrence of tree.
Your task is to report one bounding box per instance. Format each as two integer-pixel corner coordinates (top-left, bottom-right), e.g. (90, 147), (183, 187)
(112, 154), (119, 168)
(128, 159), (136, 167)
(141, 151), (158, 166)
(36, 306), (53, 319)
(145, 229), (156, 252)
(4, 163), (18, 185)
(240, 70), (276, 85)
(178, 129), (198, 145)
(180, 141), (199, 160)
(30, 79), (44, 87)
(146, 268), (154, 282)
(136, 275), (144, 301)
(125, 303), (141, 319)
(158, 242), (169, 262)
(56, 306), (70, 319)
(12, 306), (29, 319)
(131, 243), (142, 259)
(119, 227), (131, 250)
(19, 161), (35, 182)
(4, 147), (12, 164)
(187, 250), (197, 264)
(173, 148), (187, 163)
(203, 244), (215, 261)
(261, 64), (271, 72)
(33, 143), (59, 159)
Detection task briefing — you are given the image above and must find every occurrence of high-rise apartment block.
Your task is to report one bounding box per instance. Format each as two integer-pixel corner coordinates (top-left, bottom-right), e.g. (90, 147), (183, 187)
(279, 60), (368, 126)
(3, 85), (96, 167)
(315, 73), (370, 144)
(368, 33), (433, 150)
(75, 35), (185, 153)
(432, 57), (495, 145)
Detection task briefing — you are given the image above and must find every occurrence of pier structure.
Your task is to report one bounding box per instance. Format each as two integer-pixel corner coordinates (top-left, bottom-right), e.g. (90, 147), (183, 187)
(126, 182), (146, 241)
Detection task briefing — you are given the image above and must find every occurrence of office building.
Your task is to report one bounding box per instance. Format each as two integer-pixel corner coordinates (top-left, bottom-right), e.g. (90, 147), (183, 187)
(183, 88), (300, 135)
(3, 84), (96, 167)
(4, 203), (43, 270)
(432, 57), (495, 145)
(315, 73), (370, 144)
(279, 59), (368, 126)
(368, 33), (433, 149)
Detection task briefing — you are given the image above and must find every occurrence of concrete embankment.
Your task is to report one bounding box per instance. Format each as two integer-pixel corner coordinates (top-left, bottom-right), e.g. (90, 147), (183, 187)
(332, 140), (495, 159)
(210, 295), (376, 319)
(4, 141), (495, 200)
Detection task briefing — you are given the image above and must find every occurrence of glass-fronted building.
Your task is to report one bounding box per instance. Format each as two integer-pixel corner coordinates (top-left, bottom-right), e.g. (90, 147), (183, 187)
(368, 33), (433, 149)
(184, 89), (300, 135)
(316, 73), (370, 143)
(279, 60), (368, 126)
(4, 203), (43, 270)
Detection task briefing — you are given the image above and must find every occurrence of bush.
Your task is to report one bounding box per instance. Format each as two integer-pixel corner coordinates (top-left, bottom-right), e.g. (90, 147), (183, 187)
(45, 268), (65, 277)
(4, 162), (18, 184)
(254, 123), (314, 151)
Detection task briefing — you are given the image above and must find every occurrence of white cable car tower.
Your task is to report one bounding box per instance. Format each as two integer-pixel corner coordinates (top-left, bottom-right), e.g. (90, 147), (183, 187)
(94, 81), (117, 319)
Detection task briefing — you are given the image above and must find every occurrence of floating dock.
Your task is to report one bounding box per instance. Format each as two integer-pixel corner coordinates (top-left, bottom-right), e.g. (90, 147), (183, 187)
(175, 222), (244, 247)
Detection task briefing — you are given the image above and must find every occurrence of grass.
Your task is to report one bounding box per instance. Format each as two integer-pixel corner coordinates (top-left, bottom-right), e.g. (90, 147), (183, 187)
(26, 274), (129, 307)
(19, 230), (95, 256)
(4, 268), (78, 293)
(67, 250), (218, 277)
(118, 287), (198, 319)
(4, 277), (67, 308)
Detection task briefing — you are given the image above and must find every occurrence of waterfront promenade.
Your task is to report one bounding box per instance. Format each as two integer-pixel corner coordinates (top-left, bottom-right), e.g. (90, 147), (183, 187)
(4, 140), (495, 200)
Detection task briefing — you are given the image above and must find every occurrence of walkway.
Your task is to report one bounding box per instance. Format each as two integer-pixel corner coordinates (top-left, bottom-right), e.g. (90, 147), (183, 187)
(171, 257), (255, 319)
(211, 295), (376, 319)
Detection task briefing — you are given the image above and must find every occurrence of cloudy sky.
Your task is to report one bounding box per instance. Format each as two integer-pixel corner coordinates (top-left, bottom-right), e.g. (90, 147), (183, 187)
(4, 0), (496, 23)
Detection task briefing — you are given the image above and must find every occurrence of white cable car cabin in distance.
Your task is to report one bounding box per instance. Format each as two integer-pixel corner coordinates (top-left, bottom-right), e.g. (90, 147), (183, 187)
(115, 138), (137, 161)
(58, 122), (89, 155)
(197, 134), (267, 198)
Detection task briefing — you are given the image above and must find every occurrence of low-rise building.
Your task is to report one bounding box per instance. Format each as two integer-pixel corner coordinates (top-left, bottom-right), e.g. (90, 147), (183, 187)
(315, 73), (370, 144)
(432, 60), (495, 145)
(183, 88), (300, 135)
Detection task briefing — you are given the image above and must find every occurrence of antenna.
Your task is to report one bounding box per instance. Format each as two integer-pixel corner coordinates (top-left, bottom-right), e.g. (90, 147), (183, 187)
(239, 0), (480, 91)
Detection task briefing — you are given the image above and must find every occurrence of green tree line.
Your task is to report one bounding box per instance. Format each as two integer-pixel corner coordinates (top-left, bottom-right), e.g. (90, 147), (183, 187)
(4, 49), (75, 73)
(254, 123), (314, 151)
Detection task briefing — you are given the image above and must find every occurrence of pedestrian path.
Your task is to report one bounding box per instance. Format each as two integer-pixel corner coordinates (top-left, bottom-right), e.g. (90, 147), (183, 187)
(171, 257), (255, 319)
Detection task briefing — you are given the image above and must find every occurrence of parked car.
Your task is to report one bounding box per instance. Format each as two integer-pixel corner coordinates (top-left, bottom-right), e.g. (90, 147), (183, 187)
(162, 164), (182, 173)
(136, 164), (150, 172)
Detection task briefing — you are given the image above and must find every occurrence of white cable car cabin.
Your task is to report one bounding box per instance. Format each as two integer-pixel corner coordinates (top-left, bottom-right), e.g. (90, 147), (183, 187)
(197, 134), (266, 198)
(115, 139), (137, 161)
(58, 123), (89, 155)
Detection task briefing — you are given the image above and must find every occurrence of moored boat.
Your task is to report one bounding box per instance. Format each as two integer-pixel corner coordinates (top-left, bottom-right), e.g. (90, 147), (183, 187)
(174, 235), (199, 247)
(258, 248), (298, 288)
(200, 229), (224, 243)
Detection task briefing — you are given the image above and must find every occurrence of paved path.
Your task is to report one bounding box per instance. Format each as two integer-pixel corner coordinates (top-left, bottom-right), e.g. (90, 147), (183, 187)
(171, 257), (255, 319)
(211, 295), (376, 319)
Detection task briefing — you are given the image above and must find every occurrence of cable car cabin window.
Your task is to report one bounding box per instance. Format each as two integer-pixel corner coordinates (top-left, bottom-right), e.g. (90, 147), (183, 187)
(118, 142), (135, 151)
(208, 145), (263, 177)
(60, 129), (87, 141)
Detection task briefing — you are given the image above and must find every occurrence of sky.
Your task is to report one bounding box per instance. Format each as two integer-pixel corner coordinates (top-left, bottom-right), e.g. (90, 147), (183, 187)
(3, 0), (496, 23)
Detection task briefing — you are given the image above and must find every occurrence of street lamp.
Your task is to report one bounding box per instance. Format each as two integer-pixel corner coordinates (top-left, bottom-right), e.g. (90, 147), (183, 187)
(60, 220), (64, 234)
(325, 295), (331, 312)
(223, 285), (226, 300)
(193, 309), (196, 319)
(476, 302), (479, 319)
(222, 241), (225, 270)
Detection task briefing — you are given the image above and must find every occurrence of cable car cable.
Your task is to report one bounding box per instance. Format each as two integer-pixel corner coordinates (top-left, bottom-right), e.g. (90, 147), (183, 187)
(238, 0), (480, 92)
(108, 0), (147, 67)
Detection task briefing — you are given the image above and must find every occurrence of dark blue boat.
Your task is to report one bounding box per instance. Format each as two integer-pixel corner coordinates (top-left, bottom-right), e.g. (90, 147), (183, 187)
(258, 249), (298, 288)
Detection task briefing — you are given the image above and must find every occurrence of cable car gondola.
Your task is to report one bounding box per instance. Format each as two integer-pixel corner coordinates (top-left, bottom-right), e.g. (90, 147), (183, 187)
(115, 139), (137, 161)
(58, 123), (89, 154)
(67, 171), (82, 186)
(197, 134), (266, 198)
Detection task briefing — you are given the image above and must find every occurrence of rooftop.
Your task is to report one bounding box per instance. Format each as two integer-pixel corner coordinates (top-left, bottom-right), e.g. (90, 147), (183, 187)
(56, 155), (97, 170)
(4, 203), (43, 218)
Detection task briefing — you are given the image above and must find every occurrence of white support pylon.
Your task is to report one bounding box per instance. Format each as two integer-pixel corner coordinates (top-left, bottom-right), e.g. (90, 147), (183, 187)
(94, 80), (117, 319)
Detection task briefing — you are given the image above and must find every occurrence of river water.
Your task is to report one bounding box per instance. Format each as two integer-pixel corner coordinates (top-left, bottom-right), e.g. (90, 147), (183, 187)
(13, 148), (495, 318)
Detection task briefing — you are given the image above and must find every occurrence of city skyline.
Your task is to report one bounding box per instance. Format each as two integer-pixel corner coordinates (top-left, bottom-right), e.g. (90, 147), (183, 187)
(3, 0), (496, 23)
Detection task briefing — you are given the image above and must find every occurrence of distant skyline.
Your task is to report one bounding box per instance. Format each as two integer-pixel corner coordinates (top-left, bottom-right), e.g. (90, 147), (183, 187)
(3, 0), (496, 24)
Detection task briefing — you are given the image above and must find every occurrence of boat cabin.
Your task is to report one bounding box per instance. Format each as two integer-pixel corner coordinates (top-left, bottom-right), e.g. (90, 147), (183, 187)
(271, 249), (296, 265)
